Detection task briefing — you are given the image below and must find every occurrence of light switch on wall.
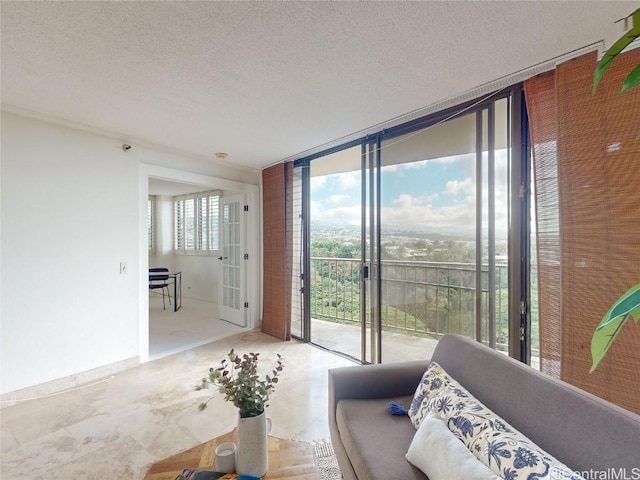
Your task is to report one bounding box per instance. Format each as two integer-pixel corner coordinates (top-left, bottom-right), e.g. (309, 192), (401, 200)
(120, 262), (128, 274)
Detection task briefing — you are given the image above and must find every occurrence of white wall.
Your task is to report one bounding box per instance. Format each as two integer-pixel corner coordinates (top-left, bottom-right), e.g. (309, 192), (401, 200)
(149, 194), (219, 304)
(148, 195), (176, 272)
(174, 255), (220, 303)
(0, 111), (260, 394)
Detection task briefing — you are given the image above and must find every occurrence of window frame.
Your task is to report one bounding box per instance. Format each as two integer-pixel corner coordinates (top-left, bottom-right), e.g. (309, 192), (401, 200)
(174, 191), (220, 256)
(148, 195), (156, 255)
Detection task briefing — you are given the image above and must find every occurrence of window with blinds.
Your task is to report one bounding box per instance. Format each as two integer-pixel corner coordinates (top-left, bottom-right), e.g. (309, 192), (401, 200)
(174, 192), (220, 254)
(148, 196), (155, 254)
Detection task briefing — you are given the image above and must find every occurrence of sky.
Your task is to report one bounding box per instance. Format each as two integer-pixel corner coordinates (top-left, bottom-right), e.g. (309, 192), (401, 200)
(310, 149), (511, 238)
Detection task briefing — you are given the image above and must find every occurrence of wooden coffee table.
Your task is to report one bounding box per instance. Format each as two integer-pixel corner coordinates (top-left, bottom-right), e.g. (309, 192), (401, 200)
(144, 429), (320, 480)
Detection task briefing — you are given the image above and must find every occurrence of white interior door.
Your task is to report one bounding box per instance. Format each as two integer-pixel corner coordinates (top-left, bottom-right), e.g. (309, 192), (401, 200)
(218, 194), (246, 327)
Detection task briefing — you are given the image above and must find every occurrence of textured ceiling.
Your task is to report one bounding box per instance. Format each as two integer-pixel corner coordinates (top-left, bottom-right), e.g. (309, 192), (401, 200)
(1, 1), (635, 172)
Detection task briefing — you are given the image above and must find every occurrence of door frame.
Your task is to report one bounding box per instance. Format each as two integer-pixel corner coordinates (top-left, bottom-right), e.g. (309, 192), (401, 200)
(361, 138), (382, 364)
(295, 86), (531, 364)
(139, 164), (259, 363)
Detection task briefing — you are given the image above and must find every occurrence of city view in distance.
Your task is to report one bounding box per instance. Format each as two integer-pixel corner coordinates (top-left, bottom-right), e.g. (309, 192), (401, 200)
(311, 223), (508, 264)
(306, 148), (537, 353)
(310, 149), (511, 262)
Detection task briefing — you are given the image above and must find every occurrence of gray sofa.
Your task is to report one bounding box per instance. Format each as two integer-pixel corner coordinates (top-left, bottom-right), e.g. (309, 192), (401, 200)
(328, 334), (640, 480)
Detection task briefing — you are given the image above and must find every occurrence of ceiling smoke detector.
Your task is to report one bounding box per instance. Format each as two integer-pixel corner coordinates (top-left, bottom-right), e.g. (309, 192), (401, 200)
(215, 152), (228, 160)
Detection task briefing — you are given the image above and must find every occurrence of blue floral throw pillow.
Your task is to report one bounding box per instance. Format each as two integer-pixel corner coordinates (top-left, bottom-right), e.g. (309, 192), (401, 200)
(426, 373), (584, 480)
(475, 428), (585, 480)
(428, 382), (497, 449)
(408, 362), (453, 429)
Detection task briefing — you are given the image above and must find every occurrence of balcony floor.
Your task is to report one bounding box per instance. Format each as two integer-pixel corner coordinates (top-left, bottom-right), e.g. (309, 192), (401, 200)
(306, 318), (540, 369)
(308, 318), (439, 363)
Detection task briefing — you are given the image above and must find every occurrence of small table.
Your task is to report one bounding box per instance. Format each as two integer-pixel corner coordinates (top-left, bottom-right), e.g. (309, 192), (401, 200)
(143, 430), (320, 480)
(169, 272), (182, 312)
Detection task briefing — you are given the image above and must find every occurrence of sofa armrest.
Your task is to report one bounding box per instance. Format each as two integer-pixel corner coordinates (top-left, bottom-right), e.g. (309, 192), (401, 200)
(329, 360), (428, 406)
(328, 360), (428, 480)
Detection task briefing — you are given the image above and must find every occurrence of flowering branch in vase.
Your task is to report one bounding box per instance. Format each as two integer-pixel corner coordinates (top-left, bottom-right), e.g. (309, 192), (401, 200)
(196, 350), (284, 418)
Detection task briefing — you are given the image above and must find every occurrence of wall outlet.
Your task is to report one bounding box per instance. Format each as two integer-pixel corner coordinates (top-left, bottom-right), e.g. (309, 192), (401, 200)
(120, 262), (128, 274)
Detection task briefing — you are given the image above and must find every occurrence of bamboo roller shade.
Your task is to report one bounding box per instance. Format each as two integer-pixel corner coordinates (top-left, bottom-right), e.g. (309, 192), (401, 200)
(526, 49), (640, 414)
(524, 71), (563, 380)
(261, 163), (292, 341)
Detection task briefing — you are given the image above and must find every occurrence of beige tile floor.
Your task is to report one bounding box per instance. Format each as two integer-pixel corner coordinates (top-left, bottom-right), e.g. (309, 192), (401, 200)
(0, 330), (355, 479)
(1, 294), (535, 479)
(148, 293), (245, 360)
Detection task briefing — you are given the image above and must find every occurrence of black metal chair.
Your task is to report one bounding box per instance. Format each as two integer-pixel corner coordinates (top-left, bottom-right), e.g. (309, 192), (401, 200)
(149, 267), (172, 310)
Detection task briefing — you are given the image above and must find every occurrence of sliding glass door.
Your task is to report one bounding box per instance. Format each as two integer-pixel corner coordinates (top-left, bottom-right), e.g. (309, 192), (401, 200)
(301, 145), (368, 360)
(295, 88), (531, 364)
(378, 111), (480, 361)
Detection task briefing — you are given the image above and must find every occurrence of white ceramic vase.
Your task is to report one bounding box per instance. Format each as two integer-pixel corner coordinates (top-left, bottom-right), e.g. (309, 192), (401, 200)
(236, 410), (271, 477)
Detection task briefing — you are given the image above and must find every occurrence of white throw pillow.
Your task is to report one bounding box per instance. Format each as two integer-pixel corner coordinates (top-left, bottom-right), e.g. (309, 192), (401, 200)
(405, 412), (501, 480)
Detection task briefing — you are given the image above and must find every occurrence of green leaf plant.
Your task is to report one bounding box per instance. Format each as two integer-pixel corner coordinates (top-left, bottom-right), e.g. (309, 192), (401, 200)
(590, 284), (640, 373)
(593, 8), (640, 95)
(195, 349), (284, 417)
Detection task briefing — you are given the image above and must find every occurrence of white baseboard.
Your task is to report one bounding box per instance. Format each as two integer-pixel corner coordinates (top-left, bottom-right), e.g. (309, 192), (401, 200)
(0, 356), (139, 407)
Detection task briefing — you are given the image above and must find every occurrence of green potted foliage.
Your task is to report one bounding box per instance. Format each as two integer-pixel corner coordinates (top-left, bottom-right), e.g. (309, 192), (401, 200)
(589, 8), (640, 373)
(196, 349), (284, 477)
(196, 349), (284, 417)
(590, 284), (640, 373)
(593, 7), (640, 95)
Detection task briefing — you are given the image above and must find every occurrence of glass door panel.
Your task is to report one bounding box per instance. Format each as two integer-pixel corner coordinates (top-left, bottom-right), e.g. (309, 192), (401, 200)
(308, 145), (367, 361)
(481, 98), (510, 354)
(218, 194), (246, 327)
(377, 99), (511, 362)
(290, 166), (304, 339)
(379, 113), (478, 361)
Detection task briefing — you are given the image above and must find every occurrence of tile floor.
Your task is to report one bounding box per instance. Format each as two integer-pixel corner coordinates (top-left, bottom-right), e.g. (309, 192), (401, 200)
(148, 293), (245, 360)
(0, 293), (483, 479)
(0, 330), (355, 479)
(149, 292), (439, 366)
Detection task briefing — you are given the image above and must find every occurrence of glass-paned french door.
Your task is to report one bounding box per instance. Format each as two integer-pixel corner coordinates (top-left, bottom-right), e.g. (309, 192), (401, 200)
(294, 88), (532, 364)
(218, 194), (246, 327)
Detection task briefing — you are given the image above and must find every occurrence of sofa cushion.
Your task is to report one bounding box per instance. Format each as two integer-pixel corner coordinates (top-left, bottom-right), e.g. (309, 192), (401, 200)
(336, 396), (426, 480)
(406, 412), (500, 480)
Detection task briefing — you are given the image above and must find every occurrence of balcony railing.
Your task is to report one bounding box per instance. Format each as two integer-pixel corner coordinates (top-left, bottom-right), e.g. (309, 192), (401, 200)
(310, 257), (510, 351)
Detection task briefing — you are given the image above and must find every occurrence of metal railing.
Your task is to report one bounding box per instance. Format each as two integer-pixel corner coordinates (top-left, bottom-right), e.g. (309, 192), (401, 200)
(310, 257), (510, 351)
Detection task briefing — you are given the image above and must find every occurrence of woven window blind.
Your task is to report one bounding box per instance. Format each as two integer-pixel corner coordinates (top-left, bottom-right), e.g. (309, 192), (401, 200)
(261, 162), (293, 341)
(525, 50), (640, 413)
(524, 72), (563, 379)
